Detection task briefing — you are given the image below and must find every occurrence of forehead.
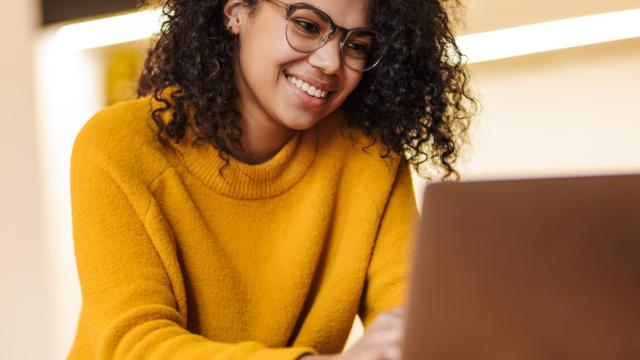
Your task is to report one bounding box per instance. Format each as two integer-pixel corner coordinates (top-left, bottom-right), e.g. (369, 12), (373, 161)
(294, 0), (369, 28)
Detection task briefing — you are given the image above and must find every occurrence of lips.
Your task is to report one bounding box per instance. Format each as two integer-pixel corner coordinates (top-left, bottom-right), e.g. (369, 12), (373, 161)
(287, 75), (329, 99)
(284, 71), (338, 93)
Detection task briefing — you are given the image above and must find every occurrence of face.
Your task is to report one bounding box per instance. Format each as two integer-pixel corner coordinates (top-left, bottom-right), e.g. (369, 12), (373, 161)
(227, 0), (368, 132)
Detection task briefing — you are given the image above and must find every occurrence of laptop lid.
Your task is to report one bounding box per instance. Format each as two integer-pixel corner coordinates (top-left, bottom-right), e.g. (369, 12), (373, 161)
(403, 174), (640, 360)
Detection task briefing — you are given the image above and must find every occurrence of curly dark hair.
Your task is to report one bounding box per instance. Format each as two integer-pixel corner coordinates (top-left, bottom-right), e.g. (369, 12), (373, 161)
(138, 0), (477, 179)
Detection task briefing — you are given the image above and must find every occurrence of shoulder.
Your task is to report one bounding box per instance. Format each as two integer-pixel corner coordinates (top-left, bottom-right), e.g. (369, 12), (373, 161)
(73, 97), (156, 151)
(71, 97), (171, 186)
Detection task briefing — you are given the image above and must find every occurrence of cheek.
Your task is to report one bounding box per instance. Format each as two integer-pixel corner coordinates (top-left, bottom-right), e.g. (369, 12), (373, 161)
(241, 41), (300, 85)
(345, 74), (363, 93)
(336, 73), (363, 103)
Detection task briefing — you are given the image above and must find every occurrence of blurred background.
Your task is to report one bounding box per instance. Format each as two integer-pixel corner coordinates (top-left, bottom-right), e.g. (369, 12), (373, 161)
(1, 0), (639, 359)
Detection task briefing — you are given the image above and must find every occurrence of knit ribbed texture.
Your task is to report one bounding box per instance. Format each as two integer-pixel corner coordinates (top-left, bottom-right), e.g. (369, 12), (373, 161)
(67, 97), (418, 360)
(179, 126), (317, 199)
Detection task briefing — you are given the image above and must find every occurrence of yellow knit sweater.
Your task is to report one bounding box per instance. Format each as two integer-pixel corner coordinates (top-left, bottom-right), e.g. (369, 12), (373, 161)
(67, 97), (417, 359)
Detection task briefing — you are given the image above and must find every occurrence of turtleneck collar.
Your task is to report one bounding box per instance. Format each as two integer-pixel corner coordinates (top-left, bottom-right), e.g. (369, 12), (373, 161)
(174, 124), (318, 199)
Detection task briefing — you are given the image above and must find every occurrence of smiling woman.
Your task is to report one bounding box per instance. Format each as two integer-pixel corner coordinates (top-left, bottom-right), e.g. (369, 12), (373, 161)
(66, 0), (475, 359)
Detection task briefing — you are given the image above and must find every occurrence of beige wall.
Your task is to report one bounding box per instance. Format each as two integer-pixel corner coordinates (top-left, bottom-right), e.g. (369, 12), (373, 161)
(0, 0), (50, 359)
(413, 1), (640, 205)
(460, 37), (640, 179)
(36, 30), (106, 360)
(461, 0), (640, 34)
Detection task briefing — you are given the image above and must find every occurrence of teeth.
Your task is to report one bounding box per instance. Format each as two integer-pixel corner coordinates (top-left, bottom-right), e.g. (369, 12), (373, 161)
(287, 75), (329, 99)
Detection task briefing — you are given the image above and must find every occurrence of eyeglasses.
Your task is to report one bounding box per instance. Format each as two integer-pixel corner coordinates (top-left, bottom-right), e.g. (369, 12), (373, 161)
(264, 0), (386, 72)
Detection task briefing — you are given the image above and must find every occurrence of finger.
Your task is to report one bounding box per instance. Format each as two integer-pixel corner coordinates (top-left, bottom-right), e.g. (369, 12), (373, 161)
(387, 306), (407, 319)
(374, 325), (405, 344)
(381, 345), (402, 360)
(390, 305), (407, 314)
(381, 308), (407, 323)
(370, 314), (405, 333)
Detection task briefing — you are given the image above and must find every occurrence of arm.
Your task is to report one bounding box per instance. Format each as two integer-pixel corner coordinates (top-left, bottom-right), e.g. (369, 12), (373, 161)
(70, 139), (316, 359)
(358, 160), (418, 327)
(299, 162), (416, 360)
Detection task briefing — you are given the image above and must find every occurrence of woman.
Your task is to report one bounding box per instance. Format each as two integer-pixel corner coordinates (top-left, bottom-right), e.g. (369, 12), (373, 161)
(67, 0), (474, 359)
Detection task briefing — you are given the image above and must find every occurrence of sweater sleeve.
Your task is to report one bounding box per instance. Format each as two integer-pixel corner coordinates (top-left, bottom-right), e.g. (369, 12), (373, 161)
(70, 139), (316, 359)
(358, 160), (418, 328)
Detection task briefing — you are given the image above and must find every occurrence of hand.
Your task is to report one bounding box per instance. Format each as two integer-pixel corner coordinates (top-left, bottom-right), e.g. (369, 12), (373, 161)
(298, 306), (406, 360)
(338, 305), (406, 360)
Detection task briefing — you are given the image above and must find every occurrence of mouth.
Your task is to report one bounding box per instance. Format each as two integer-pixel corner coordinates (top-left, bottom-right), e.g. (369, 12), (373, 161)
(284, 72), (334, 100)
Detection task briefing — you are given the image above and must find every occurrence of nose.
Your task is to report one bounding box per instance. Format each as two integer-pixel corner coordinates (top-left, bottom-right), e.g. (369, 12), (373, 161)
(307, 34), (343, 74)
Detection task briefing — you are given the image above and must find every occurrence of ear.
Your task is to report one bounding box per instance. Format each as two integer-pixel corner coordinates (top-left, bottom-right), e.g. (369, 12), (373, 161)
(223, 0), (244, 34)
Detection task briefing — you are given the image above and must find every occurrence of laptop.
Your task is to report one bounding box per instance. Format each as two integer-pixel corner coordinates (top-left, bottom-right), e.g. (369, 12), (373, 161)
(402, 174), (640, 360)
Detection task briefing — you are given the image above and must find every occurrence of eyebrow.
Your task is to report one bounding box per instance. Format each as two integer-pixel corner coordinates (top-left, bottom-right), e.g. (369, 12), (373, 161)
(290, 1), (371, 30)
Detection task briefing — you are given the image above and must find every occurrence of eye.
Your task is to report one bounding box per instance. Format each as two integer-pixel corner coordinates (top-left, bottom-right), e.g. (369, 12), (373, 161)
(293, 19), (320, 35)
(345, 41), (370, 57)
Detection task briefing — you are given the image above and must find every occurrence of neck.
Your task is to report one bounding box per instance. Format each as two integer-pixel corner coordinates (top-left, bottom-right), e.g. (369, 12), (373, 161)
(234, 114), (298, 165)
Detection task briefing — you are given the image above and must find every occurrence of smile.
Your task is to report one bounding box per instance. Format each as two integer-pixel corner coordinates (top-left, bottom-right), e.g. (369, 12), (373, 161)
(286, 75), (330, 99)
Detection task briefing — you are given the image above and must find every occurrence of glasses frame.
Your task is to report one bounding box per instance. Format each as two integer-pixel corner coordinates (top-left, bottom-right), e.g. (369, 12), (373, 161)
(264, 0), (386, 72)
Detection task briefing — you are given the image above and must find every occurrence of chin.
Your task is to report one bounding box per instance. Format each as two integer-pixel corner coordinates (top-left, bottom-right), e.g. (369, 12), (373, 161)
(279, 114), (324, 131)
(282, 120), (319, 131)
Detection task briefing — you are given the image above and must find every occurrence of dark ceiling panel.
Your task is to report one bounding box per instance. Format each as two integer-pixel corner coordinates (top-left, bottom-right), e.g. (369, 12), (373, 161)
(41, 0), (141, 25)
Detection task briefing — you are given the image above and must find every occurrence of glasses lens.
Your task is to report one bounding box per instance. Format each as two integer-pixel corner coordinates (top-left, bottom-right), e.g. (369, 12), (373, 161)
(285, 7), (384, 72)
(286, 8), (331, 52)
(343, 30), (382, 71)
